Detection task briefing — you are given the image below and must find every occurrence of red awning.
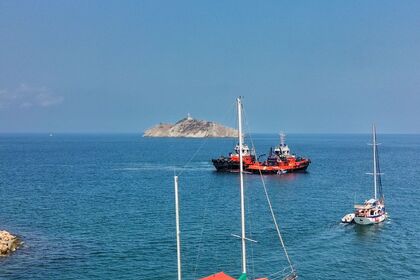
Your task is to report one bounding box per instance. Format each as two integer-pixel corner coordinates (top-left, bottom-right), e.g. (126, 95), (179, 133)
(200, 272), (236, 280)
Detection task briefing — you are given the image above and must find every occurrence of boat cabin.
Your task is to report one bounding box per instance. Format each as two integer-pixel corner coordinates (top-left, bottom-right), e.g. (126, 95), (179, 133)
(234, 143), (251, 156)
(273, 144), (291, 157)
(354, 199), (384, 218)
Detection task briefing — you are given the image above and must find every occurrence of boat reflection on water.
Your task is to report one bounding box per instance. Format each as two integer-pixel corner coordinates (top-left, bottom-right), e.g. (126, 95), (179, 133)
(263, 172), (301, 182)
(353, 220), (388, 238)
(215, 167), (308, 182)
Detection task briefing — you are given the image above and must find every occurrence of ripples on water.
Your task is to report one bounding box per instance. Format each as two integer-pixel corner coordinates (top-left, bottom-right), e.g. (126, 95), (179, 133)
(0, 134), (419, 279)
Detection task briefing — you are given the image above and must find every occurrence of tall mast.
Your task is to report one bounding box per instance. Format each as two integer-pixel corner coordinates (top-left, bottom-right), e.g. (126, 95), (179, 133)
(174, 176), (182, 280)
(372, 124), (377, 200)
(237, 97), (247, 276)
(280, 131), (286, 146)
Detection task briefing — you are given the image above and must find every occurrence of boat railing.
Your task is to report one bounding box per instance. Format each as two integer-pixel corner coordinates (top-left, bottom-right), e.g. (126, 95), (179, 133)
(354, 204), (373, 209)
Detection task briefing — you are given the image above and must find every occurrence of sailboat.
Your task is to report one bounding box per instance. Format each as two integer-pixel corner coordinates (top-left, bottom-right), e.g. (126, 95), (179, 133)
(174, 97), (297, 280)
(342, 125), (387, 225)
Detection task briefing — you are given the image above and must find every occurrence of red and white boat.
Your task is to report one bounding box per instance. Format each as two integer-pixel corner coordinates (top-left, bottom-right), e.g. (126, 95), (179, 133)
(247, 133), (310, 174)
(212, 142), (256, 172)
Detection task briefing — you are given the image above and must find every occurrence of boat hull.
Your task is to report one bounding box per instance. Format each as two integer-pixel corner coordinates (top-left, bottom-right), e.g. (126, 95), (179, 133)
(285, 162), (310, 173)
(212, 155), (255, 172)
(212, 158), (240, 172)
(247, 159), (310, 174)
(354, 214), (386, 225)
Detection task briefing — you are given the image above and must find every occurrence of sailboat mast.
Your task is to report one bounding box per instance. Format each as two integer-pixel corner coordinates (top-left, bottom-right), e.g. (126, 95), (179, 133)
(174, 176), (182, 280)
(237, 97), (247, 276)
(372, 124), (377, 200)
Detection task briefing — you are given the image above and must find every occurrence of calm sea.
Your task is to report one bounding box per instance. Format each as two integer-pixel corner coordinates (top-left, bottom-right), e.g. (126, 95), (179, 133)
(0, 133), (419, 279)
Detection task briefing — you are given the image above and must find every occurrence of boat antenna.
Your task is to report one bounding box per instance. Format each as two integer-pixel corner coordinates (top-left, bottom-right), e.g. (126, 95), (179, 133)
(280, 131), (286, 146)
(237, 97), (247, 278)
(174, 176), (182, 280)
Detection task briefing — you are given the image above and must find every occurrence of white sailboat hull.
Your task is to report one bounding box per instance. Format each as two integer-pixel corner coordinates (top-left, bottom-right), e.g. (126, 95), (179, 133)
(354, 213), (386, 225)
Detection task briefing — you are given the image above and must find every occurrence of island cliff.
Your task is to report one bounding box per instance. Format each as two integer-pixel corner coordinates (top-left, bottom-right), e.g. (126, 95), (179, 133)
(143, 115), (238, 138)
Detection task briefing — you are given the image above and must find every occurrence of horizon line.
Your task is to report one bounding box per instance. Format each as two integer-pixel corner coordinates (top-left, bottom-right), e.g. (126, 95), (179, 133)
(0, 131), (419, 135)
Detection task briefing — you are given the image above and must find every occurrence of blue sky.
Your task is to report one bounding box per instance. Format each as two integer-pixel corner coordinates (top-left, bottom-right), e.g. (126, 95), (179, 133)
(0, 1), (419, 133)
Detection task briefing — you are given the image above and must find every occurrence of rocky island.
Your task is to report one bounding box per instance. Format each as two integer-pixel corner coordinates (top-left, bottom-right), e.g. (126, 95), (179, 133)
(144, 114), (238, 138)
(0, 230), (21, 256)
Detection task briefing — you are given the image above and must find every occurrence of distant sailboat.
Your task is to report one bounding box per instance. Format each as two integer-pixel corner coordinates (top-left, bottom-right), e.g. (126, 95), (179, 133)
(174, 97), (297, 280)
(342, 125), (387, 225)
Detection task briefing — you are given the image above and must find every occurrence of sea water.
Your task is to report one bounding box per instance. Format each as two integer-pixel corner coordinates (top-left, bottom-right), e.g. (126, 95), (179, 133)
(0, 133), (419, 279)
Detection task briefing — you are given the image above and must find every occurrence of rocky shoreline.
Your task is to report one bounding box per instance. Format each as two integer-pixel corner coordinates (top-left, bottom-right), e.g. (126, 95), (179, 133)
(0, 230), (21, 256)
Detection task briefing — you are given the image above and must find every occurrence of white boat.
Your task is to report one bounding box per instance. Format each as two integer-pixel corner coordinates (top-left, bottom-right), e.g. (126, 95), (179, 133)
(174, 97), (297, 280)
(352, 125), (387, 225)
(341, 213), (355, 223)
(353, 199), (387, 225)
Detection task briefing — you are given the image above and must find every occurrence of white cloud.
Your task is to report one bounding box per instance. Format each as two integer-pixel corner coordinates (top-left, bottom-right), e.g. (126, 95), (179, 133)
(0, 84), (63, 109)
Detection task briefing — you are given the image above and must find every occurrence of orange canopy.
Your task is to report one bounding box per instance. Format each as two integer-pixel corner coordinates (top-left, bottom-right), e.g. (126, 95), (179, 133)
(200, 272), (236, 280)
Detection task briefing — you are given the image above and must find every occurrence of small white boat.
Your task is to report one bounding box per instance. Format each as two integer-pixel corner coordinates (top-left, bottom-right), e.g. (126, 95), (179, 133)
(341, 213), (355, 223)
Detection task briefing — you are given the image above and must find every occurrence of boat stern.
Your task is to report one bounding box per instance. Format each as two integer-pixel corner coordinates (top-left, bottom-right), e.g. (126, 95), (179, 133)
(354, 214), (386, 225)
